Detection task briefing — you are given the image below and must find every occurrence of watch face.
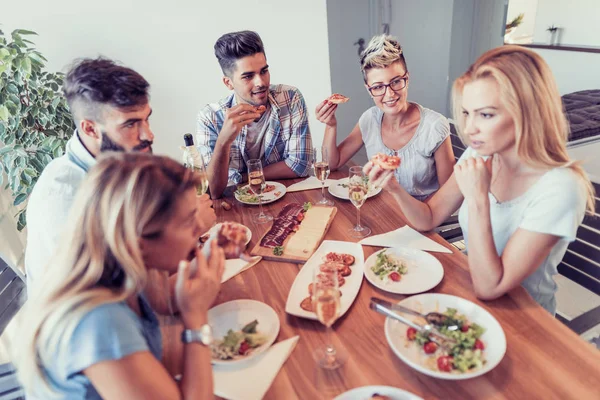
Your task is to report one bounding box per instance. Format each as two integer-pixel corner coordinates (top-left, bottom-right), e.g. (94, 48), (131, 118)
(200, 324), (213, 346)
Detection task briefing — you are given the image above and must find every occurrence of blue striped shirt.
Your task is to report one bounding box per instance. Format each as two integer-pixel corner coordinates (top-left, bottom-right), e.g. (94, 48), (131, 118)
(196, 84), (313, 184)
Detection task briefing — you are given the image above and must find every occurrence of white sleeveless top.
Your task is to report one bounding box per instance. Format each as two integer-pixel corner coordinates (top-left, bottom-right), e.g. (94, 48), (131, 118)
(359, 103), (450, 200)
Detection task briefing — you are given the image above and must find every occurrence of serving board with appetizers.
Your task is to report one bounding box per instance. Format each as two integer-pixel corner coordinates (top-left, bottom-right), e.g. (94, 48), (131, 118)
(250, 202), (337, 263)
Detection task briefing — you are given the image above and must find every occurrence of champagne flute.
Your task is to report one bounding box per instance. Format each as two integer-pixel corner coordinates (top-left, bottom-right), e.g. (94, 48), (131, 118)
(348, 166), (371, 238)
(312, 147), (333, 206)
(246, 159), (273, 224)
(312, 265), (347, 369)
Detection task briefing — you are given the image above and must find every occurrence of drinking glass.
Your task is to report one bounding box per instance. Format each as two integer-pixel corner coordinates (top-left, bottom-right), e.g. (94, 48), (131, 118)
(347, 166), (371, 238)
(312, 265), (347, 369)
(312, 147), (333, 206)
(246, 159), (272, 224)
(184, 146), (209, 196)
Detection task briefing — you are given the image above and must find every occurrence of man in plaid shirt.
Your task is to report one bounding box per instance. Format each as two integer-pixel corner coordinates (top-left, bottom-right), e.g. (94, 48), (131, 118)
(196, 30), (313, 197)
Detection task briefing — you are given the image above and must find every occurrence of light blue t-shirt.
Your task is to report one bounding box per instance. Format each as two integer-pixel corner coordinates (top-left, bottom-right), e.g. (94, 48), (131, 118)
(29, 295), (162, 399)
(359, 103), (450, 200)
(457, 147), (587, 315)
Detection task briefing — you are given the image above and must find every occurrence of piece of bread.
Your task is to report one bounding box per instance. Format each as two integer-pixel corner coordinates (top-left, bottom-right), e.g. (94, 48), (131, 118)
(328, 93), (349, 104)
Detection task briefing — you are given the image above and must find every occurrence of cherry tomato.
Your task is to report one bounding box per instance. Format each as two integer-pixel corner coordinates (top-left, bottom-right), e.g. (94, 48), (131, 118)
(474, 339), (485, 350)
(461, 324), (470, 332)
(437, 355), (453, 372)
(423, 341), (438, 354)
(406, 327), (417, 341)
(389, 272), (401, 282)
(239, 340), (250, 355)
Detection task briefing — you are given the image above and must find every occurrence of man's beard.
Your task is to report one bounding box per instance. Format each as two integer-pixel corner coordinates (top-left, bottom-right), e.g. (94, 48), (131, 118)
(100, 132), (153, 153)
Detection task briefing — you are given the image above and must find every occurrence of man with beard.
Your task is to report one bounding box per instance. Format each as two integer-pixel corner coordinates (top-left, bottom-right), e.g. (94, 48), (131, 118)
(197, 31), (313, 198)
(25, 58), (214, 297)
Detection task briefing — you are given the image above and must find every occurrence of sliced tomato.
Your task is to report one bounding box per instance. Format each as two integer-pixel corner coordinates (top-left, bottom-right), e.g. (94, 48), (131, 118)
(437, 355), (453, 372)
(423, 341), (438, 354)
(474, 339), (485, 350)
(461, 324), (470, 332)
(389, 272), (401, 282)
(406, 327), (417, 341)
(238, 340), (250, 355)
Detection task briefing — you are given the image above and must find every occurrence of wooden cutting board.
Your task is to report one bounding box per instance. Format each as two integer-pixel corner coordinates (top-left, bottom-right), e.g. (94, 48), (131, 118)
(250, 206), (337, 263)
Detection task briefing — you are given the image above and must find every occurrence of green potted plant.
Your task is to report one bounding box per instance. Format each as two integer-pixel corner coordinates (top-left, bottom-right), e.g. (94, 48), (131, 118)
(0, 28), (73, 230)
(504, 13), (524, 43)
(546, 25), (559, 45)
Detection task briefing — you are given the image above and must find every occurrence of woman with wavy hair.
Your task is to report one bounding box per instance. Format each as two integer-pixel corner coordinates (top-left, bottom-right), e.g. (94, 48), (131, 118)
(13, 153), (224, 399)
(365, 45), (595, 314)
(316, 34), (455, 200)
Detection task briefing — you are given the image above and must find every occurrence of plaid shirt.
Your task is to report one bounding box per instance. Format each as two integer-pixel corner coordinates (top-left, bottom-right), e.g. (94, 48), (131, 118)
(196, 84), (313, 185)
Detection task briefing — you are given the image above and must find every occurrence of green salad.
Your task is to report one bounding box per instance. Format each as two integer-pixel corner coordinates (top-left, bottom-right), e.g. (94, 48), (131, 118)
(234, 186), (260, 203)
(406, 308), (486, 373)
(211, 320), (268, 360)
(371, 250), (408, 282)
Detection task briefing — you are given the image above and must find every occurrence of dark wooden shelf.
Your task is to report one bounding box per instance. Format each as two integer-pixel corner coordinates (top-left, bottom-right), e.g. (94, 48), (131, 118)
(510, 43), (600, 54)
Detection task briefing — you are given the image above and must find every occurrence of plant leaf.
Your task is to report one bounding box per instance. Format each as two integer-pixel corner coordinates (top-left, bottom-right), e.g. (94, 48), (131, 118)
(13, 193), (27, 206)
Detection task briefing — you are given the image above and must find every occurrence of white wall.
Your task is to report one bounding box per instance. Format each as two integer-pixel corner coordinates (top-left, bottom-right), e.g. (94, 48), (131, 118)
(3, 0), (332, 160)
(532, 49), (600, 95)
(533, 0), (600, 45)
(2, 0), (332, 272)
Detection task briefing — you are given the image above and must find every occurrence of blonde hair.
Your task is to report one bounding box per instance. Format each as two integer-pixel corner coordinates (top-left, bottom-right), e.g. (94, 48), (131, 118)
(452, 45), (595, 213)
(13, 152), (201, 397)
(360, 34), (407, 81)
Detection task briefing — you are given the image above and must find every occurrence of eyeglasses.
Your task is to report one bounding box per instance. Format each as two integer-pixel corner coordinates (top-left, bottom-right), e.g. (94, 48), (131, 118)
(367, 76), (408, 97)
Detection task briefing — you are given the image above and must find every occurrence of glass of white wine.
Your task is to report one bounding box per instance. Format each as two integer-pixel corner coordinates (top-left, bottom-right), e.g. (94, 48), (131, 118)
(184, 146), (209, 196)
(312, 264), (347, 369)
(312, 147), (333, 206)
(246, 159), (273, 224)
(348, 166), (371, 238)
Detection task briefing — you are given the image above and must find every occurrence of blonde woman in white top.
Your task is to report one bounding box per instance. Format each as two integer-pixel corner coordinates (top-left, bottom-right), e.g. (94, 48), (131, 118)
(365, 45), (595, 314)
(316, 35), (455, 200)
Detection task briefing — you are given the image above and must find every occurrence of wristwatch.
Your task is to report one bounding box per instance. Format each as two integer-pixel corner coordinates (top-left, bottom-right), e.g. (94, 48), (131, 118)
(181, 324), (213, 346)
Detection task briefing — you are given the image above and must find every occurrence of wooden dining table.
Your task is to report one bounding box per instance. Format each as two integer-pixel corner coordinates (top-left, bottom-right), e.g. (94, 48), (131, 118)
(160, 166), (600, 400)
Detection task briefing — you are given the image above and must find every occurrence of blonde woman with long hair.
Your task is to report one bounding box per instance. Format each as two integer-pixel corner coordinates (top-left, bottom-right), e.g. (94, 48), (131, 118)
(316, 35), (455, 200)
(365, 45), (595, 314)
(13, 153), (224, 399)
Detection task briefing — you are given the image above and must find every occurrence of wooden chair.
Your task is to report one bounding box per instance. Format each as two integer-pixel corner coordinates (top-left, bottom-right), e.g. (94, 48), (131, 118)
(0, 256), (26, 400)
(556, 181), (600, 335)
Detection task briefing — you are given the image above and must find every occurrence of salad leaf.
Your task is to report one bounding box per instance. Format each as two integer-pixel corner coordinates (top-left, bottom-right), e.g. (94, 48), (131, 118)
(273, 246), (284, 256)
(242, 319), (259, 334)
(303, 202), (312, 211)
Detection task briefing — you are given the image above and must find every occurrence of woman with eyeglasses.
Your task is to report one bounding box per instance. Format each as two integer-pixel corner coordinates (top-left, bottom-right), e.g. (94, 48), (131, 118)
(316, 35), (455, 200)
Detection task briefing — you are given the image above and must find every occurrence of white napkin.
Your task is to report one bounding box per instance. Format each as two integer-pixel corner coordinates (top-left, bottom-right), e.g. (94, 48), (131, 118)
(359, 226), (453, 253)
(221, 256), (262, 283)
(213, 336), (299, 400)
(286, 176), (335, 192)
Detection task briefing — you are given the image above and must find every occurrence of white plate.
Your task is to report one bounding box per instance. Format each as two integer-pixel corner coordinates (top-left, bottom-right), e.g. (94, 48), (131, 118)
(285, 240), (364, 320)
(208, 222), (252, 246)
(364, 248), (444, 294)
(328, 177), (382, 200)
(209, 300), (280, 366)
(234, 181), (286, 205)
(384, 294), (507, 380)
(334, 385), (423, 400)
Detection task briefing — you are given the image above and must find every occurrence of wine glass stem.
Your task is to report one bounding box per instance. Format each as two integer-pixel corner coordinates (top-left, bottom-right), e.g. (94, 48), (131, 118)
(321, 181), (326, 201)
(258, 193), (264, 217)
(325, 325), (336, 356)
(356, 207), (361, 229)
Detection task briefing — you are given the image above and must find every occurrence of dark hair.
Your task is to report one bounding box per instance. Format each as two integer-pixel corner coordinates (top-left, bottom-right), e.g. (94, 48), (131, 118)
(64, 57), (150, 122)
(214, 31), (265, 76)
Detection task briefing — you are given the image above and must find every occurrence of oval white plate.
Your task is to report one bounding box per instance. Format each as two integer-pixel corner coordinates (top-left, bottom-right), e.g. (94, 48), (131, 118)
(285, 240), (364, 320)
(384, 294), (507, 380)
(364, 248), (444, 294)
(234, 181), (287, 205)
(209, 299), (280, 366)
(328, 177), (382, 200)
(334, 385), (423, 400)
(208, 222), (252, 246)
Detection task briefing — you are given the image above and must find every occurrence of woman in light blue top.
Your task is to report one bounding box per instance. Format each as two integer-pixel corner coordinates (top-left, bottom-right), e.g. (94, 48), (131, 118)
(365, 45), (595, 314)
(317, 35), (455, 200)
(13, 153), (224, 399)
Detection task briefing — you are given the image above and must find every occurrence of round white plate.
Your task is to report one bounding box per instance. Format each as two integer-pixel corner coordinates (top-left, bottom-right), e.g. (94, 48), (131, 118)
(328, 177), (382, 200)
(208, 222), (252, 246)
(234, 181), (286, 205)
(364, 248), (444, 294)
(208, 299), (280, 366)
(384, 294), (507, 380)
(334, 386), (423, 400)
